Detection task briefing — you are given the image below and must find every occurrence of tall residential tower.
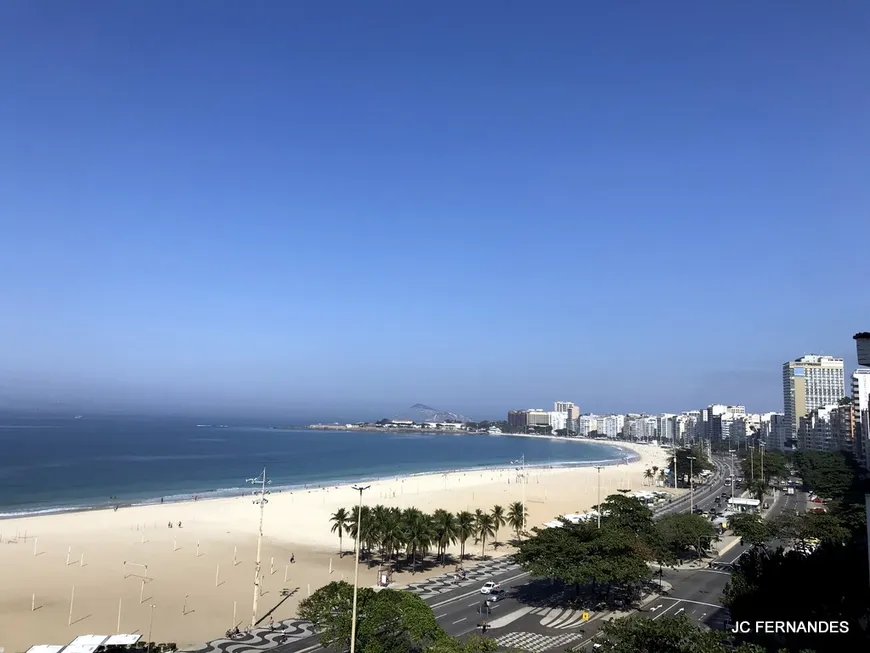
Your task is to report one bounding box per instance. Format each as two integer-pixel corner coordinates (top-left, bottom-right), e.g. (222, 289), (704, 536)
(783, 355), (845, 438)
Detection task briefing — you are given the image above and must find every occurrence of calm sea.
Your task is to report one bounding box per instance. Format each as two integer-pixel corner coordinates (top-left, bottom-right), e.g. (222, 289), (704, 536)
(0, 414), (630, 517)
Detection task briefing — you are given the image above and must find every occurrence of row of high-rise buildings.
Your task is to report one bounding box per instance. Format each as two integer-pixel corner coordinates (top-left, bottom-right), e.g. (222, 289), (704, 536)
(505, 334), (870, 471)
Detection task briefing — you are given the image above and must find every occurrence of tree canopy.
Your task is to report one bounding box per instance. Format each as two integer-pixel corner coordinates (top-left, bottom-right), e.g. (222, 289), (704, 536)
(728, 513), (774, 548)
(655, 512), (718, 562)
(513, 517), (652, 607)
(299, 582), (453, 653)
(595, 613), (767, 653)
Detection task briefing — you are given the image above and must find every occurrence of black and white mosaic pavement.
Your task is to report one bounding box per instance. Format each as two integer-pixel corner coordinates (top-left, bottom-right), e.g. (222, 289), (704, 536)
(181, 619), (315, 653)
(404, 556), (519, 599)
(495, 631), (584, 653)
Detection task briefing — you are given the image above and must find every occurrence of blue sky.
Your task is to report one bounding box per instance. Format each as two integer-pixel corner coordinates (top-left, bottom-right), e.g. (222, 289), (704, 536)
(1, 2), (868, 421)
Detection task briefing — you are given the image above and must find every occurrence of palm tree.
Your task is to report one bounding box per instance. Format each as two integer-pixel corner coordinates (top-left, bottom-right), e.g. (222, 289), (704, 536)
(431, 509), (457, 565)
(643, 468), (653, 486)
(658, 469), (666, 487)
(404, 510), (432, 573)
(473, 508), (484, 544)
(507, 501), (528, 541)
(347, 504), (373, 561)
(456, 511), (477, 560)
(491, 505), (506, 548)
(651, 465), (659, 480)
(329, 507), (349, 557)
(476, 513), (496, 558)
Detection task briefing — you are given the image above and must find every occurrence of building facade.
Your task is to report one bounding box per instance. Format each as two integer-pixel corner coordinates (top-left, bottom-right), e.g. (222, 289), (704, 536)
(783, 355), (845, 438)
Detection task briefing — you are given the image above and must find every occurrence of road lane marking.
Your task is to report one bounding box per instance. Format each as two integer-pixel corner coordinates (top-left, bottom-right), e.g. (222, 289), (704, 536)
(652, 600), (681, 620)
(452, 617), (467, 624)
(436, 612), (448, 618)
(467, 601), (479, 606)
(668, 597), (723, 608)
(429, 571), (528, 608)
(696, 569), (731, 575)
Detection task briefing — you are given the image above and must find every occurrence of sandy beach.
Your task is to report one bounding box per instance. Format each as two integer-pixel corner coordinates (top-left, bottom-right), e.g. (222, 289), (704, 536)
(0, 441), (674, 651)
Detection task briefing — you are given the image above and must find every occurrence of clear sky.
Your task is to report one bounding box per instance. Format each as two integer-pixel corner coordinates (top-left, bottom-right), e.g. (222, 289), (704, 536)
(1, 1), (868, 421)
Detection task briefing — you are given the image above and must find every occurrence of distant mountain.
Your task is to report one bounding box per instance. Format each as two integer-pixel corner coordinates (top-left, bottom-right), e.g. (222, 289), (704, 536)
(404, 403), (470, 423)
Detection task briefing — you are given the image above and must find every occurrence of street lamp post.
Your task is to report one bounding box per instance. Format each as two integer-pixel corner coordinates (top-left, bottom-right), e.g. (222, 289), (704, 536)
(749, 445), (755, 482)
(729, 450), (736, 498)
(595, 466), (604, 528)
(511, 455), (527, 534)
(349, 484), (370, 653)
(247, 468), (271, 628)
(687, 456), (696, 513)
(759, 442), (765, 483)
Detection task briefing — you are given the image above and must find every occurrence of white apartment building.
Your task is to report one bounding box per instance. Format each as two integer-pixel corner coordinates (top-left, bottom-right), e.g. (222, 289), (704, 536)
(656, 414), (676, 444)
(852, 369), (870, 466)
(783, 355), (845, 438)
(798, 404), (853, 453)
(576, 415), (598, 436)
(548, 410), (568, 432)
(602, 415), (623, 438)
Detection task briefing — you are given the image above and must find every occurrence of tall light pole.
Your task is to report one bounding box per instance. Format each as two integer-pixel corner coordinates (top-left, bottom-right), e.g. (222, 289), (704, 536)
(350, 484), (370, 653)
(147, 604), (155, 653)
(595, 466), (604, 528)
(759, 442), (765, 483)
(511, 455), (526, 533)
(729, 450), (736, 498)
(687, 456), (696, 512)
(749, 445), (755, 482)
(247, 468), (270, 627)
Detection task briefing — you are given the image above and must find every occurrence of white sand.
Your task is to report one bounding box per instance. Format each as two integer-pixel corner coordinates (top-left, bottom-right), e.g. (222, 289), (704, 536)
(0, 441), (673, 651)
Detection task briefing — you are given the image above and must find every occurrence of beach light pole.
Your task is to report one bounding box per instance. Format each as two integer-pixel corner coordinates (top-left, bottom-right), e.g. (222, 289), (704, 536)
(511, 455), (526, 533)
(687, 456), (696, 512)
(247, 468), (271, 628)
(147, 604), (155, 653)
(595, 466), (604, 529)
(350, 484), (370, 653)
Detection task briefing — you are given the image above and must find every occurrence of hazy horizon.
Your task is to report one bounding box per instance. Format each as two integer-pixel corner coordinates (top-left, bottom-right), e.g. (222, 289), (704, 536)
(2, 3), (867, 418)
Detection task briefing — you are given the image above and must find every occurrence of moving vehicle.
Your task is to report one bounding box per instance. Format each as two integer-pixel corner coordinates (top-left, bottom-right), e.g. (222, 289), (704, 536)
(485, 589), (505, 602)
(786, 487), (795, 495)
(481, 581), (500, 594)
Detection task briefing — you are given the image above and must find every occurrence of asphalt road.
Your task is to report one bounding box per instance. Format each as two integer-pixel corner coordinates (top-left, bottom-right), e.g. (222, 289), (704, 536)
(272, 453), (754, 653)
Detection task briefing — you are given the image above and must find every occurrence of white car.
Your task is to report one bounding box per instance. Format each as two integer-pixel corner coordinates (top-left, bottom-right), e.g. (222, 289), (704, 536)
(480, 581), (500, 594)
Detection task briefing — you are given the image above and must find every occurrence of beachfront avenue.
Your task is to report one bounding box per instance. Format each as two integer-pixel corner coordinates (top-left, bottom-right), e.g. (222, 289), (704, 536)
(244, 451), (737, 653)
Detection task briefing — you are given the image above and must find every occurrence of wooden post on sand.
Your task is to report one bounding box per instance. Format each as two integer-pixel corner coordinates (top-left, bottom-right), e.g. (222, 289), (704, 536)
(66, 546), (71, 566)
(139, 579), (145, 604)
(68, 586), (75, 626)
(182, 594), (188, 615)
(80, 553), (84, 567)
(329, 557), (332, 574)
(32, 593), (35, 612)
(33, 537), (38, 556)
(270, 556), (274, 575)
(232, 600), (236, 626)
(215, 564), (220, 587)
(233, 545), (238, 566)
(173, 537), (177, 552)
(196, 540), (200, 557)
(284, 565), (288, 583)
(117, 598), (122, 633)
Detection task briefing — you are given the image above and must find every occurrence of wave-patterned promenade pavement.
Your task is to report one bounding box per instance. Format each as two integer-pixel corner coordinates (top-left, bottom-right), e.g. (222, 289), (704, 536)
(182, 555), (519, 652)
(181, 619), (315, 653)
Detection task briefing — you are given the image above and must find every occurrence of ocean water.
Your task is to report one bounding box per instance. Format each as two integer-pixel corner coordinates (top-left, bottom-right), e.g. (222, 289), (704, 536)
(0, 414), (631, 517)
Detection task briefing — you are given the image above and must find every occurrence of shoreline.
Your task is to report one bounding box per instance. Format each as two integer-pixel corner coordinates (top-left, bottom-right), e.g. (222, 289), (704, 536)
(0, 437), (638, 520)
(0, 441), (669, 650)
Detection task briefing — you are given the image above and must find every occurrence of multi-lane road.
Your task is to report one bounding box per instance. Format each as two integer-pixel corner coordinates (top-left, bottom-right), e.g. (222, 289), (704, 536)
(233, 454), (796, 653)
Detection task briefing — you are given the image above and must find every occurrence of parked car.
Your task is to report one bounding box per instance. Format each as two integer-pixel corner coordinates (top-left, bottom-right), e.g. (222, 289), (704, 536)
(481, 581), (500, 594)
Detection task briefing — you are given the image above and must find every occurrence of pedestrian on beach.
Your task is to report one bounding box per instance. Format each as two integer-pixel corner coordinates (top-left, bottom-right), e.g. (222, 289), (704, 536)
(291, 553), (295, 563)
(178, 521), (182, 528)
